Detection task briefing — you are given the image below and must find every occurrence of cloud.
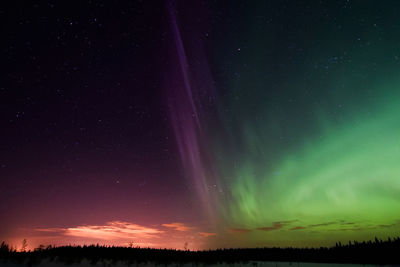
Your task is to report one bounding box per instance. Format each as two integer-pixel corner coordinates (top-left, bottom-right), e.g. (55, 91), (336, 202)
(228, 228), (252, 233)
(198, 232), (216, 237)
(255, 220), (400, 232)
(288, 221), (342, 231)
(32, 221), (214, 250)
(378, 221), (400, 228)
(229, 220), (296, 233)
(309, 222), (337, 227)
(257, 222), (283, 231)
(36, 221), (163, 240)
(35, 228), (65, 233)
(290, 226), (306, 230)
(337, 227), (371, 231)
(162, 222), (194, 232)
(256, 220), (298, 231)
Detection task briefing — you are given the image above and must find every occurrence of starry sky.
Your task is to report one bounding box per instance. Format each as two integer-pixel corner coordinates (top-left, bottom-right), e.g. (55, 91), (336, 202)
(1, 0), (400, 251)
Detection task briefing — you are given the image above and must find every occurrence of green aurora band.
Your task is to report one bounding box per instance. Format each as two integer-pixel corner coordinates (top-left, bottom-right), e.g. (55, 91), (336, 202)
(213, 78), (400, 247)
(206, 2), (400, 247)
(212, 82), (400, 247)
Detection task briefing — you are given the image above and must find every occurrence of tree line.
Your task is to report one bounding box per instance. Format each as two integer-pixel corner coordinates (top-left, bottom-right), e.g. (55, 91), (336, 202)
(1, 237), (399, 265)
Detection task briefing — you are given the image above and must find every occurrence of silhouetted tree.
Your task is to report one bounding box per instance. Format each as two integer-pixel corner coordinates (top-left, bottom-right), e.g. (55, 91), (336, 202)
(21, 239), (27, 252)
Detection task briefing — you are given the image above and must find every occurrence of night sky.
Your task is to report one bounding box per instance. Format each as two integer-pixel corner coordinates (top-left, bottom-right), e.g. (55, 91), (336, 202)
(2, 0), (400, 251)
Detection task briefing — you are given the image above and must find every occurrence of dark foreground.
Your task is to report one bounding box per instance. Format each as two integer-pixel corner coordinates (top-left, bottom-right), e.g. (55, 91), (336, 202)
(1, 237), (399, 266)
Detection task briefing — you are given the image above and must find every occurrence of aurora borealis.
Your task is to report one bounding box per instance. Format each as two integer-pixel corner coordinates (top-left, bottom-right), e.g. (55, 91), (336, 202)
(1, 0), (400, 251)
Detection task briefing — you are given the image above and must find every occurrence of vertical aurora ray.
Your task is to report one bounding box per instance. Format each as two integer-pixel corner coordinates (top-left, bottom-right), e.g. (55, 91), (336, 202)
(164, 1), (218, 222)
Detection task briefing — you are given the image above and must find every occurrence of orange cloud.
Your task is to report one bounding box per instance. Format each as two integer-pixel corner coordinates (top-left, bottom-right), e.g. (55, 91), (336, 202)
(162, 222), (194, 232)
(198, 232), (216, 237)
(32, 221), (212, 250)
(36, 221), (163, 240)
